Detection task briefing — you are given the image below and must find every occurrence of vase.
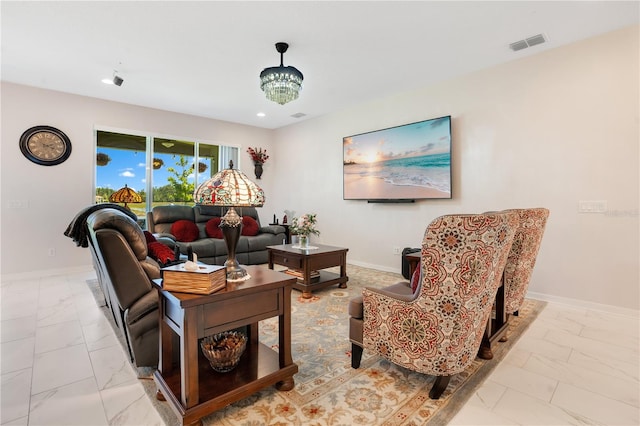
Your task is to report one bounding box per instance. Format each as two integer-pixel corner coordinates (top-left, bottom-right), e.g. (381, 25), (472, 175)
(299, 235), (309, 248)
(254, 163), (263, 179)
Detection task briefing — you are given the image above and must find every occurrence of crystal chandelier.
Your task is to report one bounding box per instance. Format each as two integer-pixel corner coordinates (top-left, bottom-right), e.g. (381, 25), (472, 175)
(259, 42), (304, 105)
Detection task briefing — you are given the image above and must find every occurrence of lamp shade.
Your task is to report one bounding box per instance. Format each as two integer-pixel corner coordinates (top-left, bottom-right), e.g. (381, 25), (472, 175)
(193, 166), (265, 207)
(109, 184), (142, 204)
(193, 161), (265, 282)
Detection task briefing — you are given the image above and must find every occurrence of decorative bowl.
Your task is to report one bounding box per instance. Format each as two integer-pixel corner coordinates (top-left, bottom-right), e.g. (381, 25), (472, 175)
(200, 331), (247, 373)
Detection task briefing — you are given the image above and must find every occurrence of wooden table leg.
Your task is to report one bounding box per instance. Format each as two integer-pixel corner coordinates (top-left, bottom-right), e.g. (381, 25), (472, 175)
(180, 308), (199, 408)
(156, 291), (172, 401)
(339, 254), (348, 288)
(277, 284), (295, 391)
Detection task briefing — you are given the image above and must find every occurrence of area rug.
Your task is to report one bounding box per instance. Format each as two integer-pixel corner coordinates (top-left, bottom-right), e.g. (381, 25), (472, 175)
(88, 264), (545, 425)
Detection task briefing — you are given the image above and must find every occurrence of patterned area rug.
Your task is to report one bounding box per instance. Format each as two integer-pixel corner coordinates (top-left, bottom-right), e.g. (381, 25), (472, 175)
(89, 264), (545, 425)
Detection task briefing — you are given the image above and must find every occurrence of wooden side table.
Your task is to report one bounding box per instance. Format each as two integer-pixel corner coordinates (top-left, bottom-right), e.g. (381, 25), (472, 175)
(267, 243), (348, 299)
(152, 266), (298, 426)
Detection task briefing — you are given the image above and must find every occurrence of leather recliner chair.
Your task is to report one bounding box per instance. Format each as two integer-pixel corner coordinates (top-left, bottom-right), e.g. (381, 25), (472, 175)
(86, 208), (160, 368)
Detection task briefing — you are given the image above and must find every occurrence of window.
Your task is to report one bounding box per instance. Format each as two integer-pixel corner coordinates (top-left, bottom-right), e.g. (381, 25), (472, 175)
(96, 130), (236, 225)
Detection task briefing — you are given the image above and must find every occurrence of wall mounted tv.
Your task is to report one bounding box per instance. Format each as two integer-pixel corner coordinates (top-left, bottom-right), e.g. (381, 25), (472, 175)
(343, 115), (452, 202)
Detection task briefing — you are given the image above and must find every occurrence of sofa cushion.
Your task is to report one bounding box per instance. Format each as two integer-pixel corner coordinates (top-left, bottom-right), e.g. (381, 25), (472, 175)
(171, 219), (199, 242)
(147, 241), (175, 265)
(143, 230), (157, 244)
(183, 238), (227, 258)
(149, 205), (196, 236)
(205, 217), (223, 239)
(241, 216), (259, 236)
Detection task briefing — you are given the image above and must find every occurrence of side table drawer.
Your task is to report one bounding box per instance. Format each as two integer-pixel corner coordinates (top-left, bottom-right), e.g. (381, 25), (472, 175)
(202, 288), (283, 333)
(271, 253), (302, 269)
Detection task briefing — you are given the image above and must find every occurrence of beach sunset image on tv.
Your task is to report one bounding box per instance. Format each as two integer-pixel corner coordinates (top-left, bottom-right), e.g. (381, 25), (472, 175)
(343, 115), (452, 201)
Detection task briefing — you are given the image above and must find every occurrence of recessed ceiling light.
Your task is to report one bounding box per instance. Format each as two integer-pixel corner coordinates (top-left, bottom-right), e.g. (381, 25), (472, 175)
(257, 112), (266, 117)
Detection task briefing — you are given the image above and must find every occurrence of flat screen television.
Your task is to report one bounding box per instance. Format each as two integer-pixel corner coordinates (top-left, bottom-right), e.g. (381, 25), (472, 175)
(343, 115), (452, 202)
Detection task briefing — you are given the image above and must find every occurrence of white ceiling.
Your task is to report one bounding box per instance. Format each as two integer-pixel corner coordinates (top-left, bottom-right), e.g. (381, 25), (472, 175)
(2, 1), (638, 129)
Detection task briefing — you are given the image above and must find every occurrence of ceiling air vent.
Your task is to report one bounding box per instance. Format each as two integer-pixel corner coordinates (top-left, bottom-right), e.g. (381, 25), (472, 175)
(526, 34), (546, 47)
(509, 34), (547, 52)
(509, 40), (529, 51)
(291, 112), (307, 119)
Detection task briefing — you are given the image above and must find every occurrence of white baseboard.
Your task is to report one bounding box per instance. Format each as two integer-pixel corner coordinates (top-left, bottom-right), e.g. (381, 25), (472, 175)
(1, 265), (94, 283)
(347, 261), (639, 319)
(348, 260), (401, 275)
(4, 262), (638, 319)
(526, 291), (639, 319)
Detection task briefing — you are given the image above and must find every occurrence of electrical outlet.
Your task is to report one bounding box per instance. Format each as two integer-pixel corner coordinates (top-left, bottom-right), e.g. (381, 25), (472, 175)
(393, 247), (401, 255)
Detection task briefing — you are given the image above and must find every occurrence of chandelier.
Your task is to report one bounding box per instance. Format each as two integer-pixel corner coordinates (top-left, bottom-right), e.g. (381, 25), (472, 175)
(259, 42), (304, 105)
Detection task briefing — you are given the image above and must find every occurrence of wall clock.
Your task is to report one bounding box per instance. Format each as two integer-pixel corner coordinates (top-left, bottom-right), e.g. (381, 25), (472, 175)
(19, 125), (72, 166)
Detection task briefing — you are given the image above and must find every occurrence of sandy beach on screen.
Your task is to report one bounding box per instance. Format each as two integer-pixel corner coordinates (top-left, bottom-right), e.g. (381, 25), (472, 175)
(344, 174), (449, 199)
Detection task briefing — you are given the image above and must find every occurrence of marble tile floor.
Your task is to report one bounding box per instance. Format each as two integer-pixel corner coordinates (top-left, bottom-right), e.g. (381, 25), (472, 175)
(1, 269), (638, 425)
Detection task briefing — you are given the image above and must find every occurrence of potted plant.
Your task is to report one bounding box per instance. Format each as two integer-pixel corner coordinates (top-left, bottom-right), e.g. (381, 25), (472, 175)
(153, 158), (164, 169)
(247, 147), (269, 179)
(289, 213), (320, 248)
(96, 152), (111, 166)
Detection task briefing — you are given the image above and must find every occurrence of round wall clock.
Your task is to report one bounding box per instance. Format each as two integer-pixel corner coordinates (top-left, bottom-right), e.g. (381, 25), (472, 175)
(19, 125), (72, 166)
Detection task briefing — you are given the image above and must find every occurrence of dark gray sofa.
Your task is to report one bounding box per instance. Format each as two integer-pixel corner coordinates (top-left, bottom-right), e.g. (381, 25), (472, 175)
(146, 205), (286, 265)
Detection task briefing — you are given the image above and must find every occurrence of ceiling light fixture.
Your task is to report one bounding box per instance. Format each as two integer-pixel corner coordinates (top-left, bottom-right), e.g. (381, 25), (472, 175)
(259, 42), (303, 105)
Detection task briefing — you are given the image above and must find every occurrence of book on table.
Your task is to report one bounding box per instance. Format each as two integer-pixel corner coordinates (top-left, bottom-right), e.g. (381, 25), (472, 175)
(161, 263), (227, 294)
(284, 268), (321, 283)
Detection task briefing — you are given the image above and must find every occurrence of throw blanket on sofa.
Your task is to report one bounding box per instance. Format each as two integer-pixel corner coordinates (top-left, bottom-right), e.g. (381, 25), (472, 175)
(64, 204), (138, 248)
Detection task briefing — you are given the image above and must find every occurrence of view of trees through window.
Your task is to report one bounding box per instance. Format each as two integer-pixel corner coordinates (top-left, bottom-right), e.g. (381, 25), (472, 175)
(96, 130), (226, 225)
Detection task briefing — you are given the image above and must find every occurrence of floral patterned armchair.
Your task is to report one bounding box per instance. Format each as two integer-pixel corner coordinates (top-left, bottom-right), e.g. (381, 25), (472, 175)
(503, 208), (549, 315)
(349, 212), (518, 399)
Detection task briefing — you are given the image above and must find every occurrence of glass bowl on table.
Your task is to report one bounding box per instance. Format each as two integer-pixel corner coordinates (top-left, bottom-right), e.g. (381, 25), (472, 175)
(200, 331), (247, 373)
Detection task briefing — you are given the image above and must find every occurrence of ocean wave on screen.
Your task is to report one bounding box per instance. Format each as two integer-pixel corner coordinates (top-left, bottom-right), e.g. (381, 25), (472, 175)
(344, 153), (451, 193)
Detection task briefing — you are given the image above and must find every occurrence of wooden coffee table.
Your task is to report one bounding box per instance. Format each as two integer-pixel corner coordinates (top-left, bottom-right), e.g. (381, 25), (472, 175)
(267, 243), (348, 298)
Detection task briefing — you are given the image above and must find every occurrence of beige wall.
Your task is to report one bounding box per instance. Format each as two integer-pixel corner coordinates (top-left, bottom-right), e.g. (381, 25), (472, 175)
(0, 86), (275, 274)
(270, 25), (639, 311)
(1, 25), (637, 312)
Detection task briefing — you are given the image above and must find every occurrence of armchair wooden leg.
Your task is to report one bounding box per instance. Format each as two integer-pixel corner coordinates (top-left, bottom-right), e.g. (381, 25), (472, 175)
(429, 375), (451, 399)
(478, 333), (494, 360)
(351, 343), (363, 368)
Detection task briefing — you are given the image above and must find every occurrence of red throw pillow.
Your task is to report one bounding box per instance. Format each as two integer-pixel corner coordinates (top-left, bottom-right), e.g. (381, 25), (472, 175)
(241, 216), (259, 236)
(148, 241), (176, 265)
(143, 231), (157, 244)
(170, 220), (199, 242)
(411, 266), (421, 293)
(205, 217), (223, 239)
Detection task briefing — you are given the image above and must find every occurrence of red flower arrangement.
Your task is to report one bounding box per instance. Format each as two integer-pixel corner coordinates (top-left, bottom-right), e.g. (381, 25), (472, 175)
(247, 147), (269, 164)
